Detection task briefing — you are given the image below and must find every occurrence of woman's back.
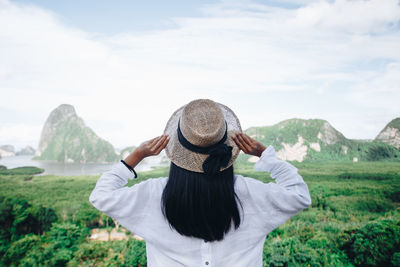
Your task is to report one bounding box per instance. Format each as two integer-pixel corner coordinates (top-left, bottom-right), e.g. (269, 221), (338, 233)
(89, 145), (311, 267)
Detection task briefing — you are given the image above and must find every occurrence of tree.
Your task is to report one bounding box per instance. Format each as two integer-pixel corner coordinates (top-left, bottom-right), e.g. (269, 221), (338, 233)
(340, 218), (400, 266)
(44, 222), (89, 266)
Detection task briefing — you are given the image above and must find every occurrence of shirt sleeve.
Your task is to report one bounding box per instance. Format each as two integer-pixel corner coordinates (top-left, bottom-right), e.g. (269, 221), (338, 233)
(89, 161), (154, 228)
(250, 145), (312, 231)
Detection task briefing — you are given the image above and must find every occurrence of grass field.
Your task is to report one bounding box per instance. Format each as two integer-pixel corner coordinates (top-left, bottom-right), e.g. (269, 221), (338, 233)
(0, 161), (399, 266)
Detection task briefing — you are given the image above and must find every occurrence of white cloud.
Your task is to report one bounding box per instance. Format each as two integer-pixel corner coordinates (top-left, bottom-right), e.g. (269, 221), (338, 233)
(0, 0), (399, 148)
(348, 62), (400, 112)
(294, 0), (400, 33)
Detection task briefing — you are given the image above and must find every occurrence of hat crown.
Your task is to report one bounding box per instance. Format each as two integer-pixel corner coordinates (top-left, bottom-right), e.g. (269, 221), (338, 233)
(180, 99), (226, 147)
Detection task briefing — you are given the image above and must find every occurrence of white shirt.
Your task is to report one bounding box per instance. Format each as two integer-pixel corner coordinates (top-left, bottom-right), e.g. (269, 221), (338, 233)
(89, 145), (312, 267)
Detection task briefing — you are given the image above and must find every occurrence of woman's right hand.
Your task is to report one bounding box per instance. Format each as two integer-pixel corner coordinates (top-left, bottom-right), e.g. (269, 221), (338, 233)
(135, 135), (170, 159)
(232, 132), (266, 157)
(124, 135), (169, 168)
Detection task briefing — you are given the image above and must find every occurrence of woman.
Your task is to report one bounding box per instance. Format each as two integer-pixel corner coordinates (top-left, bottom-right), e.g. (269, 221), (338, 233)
(89, 99), (312, 267)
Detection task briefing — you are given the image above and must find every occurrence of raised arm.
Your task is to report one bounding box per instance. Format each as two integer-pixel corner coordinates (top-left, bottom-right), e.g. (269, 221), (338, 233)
(253, 145), (312, 212)
(89, 135), (169, 225)
(233, 133), (312, 231)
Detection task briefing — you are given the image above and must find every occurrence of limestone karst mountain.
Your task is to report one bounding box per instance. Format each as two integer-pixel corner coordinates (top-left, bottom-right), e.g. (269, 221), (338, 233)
(33, 104), (119, 163)
(239, 118), (400, 163)
(375, 118), (400, 149)
(0, 145), (15, 158)
(16, 145), (36, 156)
(6, 107), (399, 165)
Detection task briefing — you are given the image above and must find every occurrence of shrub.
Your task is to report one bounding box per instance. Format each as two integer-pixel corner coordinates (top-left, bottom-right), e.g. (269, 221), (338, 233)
(70, 241), (110, 266)
(123, 238), (147, 267)
(2, 234), (41, 266)
(389, 190), (400, 202)
(71, 202), (103, 229)
(69, 239), (146, 267)
(8, 198), (40, 241)
(44, 222), (89, 266)
(364, 143), (400, 161)
(263, 237), (322, 266)
(392, 252), (400, 266)
(354, 196), (394, 213)
(34, 205), (58, 233)
(0, 196), (58, 244)
(340, 218), (400, 266)
(46, 222), (88, 248)
(286, 224), (315, 243)
(311, 186), (328, 210)
(268, 227), (285, 239)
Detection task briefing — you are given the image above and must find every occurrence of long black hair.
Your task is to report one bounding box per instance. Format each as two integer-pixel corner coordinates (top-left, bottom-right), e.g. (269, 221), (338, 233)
(161, 162), (242, 242)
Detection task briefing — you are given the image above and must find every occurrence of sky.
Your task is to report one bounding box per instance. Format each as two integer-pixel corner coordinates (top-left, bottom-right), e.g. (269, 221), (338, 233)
(1, 0), (400, 151)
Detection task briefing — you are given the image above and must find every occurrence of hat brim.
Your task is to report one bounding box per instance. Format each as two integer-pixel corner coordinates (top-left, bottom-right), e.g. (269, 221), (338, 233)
(163, 101), (242, 173)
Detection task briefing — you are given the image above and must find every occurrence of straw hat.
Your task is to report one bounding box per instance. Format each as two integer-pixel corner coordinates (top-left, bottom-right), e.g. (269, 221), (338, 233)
(163, 99), (242, 174)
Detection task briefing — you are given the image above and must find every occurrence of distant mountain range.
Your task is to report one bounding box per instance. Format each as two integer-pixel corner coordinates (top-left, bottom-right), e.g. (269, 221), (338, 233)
(0, 145), (35, 158)
(239, 118), (400, 163)
(1, 104), (399, 163)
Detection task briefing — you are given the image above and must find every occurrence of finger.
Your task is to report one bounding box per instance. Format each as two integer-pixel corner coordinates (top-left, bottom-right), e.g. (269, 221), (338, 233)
(233, 135), (248, 153)
(242, 133), (257, 146)
(149, 135), (165, 146)
(153, 136), (169, 154)
(152, 135), (168, 151)
(236, 141), (248, 153)
(238, 133), (253, 147)
(232, 135), (240, 147)
(155, 136), (170, 154)
(237, 134), (252, 152)
(233, 134), (245, 147)
(148, 136), (160, 146)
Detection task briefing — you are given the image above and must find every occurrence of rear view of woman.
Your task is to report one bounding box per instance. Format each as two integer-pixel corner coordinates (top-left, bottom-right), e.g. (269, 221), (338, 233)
(89, 99), (312, 267)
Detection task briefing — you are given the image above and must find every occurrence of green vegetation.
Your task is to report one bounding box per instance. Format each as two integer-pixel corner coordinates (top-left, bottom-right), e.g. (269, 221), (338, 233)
(33, 117), (119, 163)
(244, 119), (400, 162)
(33, 104), (119, 163)
(364, 142), (400, 161)
(387, 118), (400, 130)
(0, 161), (399, 266)
(0, 166), (44, 176)
(245, 118), (349, 149)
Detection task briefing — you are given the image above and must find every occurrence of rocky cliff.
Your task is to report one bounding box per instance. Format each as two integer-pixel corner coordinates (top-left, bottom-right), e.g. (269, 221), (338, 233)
(375, 118), (400, 149)
(33, 104), (119, 163)
(242, 118), (399, 163)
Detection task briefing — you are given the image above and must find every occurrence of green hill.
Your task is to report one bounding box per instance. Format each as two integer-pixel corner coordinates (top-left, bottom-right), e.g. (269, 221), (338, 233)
(237, 118), (400, 163)
(375, 117), (400, 149)
(33, 104), (119, 163)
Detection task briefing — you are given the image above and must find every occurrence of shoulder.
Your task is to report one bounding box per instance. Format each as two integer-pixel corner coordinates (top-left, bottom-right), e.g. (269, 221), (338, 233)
(134, 177), (168, 189)
(127, 177), (168, 197)
(127, 177), (168, 206)
(234, 174), (269, 200)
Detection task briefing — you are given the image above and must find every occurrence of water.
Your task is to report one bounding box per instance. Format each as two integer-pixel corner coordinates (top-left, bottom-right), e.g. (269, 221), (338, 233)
(0, 155), (168, 176)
